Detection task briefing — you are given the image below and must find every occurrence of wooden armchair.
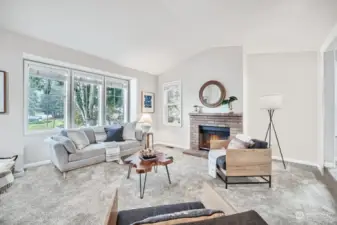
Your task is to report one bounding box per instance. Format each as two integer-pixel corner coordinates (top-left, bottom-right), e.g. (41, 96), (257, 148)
(210, 140), (272, 188)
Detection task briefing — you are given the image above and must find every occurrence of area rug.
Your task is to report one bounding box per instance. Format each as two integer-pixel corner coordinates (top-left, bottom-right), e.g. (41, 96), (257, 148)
(0, 147), (336, 225)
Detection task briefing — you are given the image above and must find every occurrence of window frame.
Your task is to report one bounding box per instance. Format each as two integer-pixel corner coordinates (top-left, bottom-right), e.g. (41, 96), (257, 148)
(104, 77), (129, 124)
(71, 70), (104, 128)
(24, 60), (71, 135)
(24, 60), (130, 135)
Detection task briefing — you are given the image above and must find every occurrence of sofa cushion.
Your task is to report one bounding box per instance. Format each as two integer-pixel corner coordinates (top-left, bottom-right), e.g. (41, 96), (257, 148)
(52, 135), (77, 154)
(122, 121), (137, 140)
(117, 202), (205, 225)
(68, 143), (106, 162)
(67, 129), (90, 150)
(81, 127), (96, 144)
(105, 127), (124, 142)
(118, 140), (141, 152)
(92, 126), (107, 143)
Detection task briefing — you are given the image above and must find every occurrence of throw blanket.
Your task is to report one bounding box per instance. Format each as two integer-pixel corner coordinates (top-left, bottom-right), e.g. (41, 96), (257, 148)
(0, 159), (15, 194)
(208, 150), (226, 178)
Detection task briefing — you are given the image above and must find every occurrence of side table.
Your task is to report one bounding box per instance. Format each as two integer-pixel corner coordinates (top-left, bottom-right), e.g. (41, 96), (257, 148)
(145, 132), (154, 149)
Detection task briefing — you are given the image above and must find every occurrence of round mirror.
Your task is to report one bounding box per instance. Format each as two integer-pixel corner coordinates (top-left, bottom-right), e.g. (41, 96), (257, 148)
(199, 81), (226, 108)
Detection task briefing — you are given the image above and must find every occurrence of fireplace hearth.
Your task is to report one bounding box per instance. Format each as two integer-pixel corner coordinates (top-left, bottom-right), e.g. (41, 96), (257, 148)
(199, 125), (230, 150)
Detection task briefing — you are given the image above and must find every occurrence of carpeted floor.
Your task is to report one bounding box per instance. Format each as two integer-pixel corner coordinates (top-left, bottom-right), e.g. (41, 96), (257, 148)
(0, 146), (336, 225)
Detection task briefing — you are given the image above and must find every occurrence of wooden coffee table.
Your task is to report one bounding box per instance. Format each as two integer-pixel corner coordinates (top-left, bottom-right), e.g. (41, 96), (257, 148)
(124, 151), (173, 199)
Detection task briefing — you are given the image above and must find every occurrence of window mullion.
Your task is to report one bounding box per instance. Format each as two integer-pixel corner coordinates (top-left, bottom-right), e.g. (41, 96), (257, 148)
(101, 77), (106, 126)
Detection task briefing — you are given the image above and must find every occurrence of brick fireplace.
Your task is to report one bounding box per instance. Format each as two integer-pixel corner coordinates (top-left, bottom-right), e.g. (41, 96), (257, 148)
(189, 113), (243, 152)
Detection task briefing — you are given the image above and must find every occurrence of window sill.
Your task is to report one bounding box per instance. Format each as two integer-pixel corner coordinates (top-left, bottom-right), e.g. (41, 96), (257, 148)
(24, 129), (60, 137)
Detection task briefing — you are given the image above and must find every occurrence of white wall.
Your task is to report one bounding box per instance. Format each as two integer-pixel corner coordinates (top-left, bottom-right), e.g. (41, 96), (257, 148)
(323, 50), (335, 165)
(246, 52), (319, 165)
(156, 47), (243, 148)
(0, 29), (157, 168)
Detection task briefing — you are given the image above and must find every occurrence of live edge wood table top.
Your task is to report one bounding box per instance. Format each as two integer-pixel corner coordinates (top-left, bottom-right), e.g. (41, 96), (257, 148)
(124, 151), (173, 198)
(124, 151), (173, 174)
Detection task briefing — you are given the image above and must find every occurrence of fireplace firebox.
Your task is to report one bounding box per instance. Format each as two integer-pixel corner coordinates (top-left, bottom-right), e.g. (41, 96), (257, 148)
(199, 125), (230, 151)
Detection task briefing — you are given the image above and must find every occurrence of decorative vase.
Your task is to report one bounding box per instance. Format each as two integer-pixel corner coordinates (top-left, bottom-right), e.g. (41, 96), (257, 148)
(228, 103), (234, 113)
(221, 104), (229, 113)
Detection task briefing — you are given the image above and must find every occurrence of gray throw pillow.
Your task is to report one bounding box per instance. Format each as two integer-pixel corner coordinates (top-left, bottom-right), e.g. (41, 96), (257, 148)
(52, 135), (76, 153)
(123, 121), (137, 140)
(81, 127), (96, 144)
(67, 129), (90, 150)
(92, 126), (107, 143)
(131, 209), (224, 225)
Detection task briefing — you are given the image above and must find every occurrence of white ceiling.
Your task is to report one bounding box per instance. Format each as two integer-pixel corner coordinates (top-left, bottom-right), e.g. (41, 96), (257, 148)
(1, 0), (337, 74)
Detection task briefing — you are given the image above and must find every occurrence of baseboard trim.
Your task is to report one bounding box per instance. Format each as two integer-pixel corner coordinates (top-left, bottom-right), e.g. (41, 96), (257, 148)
(154, 142), (189, 150)
(14, 170), (25, 178)
(272, 156), (319, 168)
(24, 160), (51, 169)
(324, 162), (336, 168)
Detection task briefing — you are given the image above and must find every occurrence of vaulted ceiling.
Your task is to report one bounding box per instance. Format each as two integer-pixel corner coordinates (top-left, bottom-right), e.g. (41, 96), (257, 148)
(1, 0), (337, 74)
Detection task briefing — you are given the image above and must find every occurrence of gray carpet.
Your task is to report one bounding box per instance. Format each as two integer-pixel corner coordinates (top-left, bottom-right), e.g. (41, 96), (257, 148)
(0, 146), (336, 225)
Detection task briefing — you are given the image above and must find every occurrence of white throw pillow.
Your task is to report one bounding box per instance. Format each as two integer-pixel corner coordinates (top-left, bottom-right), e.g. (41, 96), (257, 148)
(91, 126), (107, 143)
(67, 129), (90, 150)
(235, 134), (254, 147)
(227, 138), (246, 149)
(123, 121), (137, 140)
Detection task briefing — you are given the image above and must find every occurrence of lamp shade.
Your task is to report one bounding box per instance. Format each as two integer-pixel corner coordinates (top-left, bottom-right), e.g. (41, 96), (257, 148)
(260, 94), (283, 109)
(139, 114), (152, 124)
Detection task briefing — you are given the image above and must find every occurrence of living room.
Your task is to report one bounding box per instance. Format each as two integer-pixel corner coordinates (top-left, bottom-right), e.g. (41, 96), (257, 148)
(1, 1), (337, 225)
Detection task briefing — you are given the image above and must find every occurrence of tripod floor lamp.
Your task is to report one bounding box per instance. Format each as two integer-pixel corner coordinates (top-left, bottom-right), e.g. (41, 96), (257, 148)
(260, 94), (286, 169)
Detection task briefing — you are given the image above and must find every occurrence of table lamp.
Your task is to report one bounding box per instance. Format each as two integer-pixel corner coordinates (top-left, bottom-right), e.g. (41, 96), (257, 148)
(139, 114), (152, 133)
(260, 94), (286, 169)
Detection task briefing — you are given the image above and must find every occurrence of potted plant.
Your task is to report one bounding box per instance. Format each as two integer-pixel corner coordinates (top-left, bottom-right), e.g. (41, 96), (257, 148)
(222, 96), (238, 113)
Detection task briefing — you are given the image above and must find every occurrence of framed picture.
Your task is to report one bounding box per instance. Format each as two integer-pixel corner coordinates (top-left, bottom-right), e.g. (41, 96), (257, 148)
(163, 80), (182, 127)
(141, 91), (155, 113)
(0, 71), (6, 113)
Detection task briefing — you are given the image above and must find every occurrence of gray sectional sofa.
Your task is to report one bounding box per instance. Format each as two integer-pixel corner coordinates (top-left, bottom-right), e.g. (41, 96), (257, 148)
(48, 124), (146, 174)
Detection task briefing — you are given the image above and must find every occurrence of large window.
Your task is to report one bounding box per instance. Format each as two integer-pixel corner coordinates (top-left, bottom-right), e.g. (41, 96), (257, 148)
(26, 62), (69, 132)
(24, 60), (129, 133)
(72, 71), (103, 128)
(105, 77), (128, 124)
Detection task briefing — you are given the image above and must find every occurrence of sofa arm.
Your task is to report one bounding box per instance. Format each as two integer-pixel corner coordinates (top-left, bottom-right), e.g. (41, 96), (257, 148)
(48, 140), (69, 172)
(135, 129), (147, 142)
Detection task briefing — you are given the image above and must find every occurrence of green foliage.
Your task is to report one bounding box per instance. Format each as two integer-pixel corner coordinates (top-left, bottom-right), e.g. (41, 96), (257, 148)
(29, 76), (64, 118)
(28, 119), (64, 130)
(222, 96), (238, 105)
(74, 81), (99, 126)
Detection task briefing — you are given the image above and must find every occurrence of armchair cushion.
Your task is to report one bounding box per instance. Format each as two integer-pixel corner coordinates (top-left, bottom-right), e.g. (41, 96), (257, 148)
(250, 139), (268, 149)
(227, 138), (246, 149)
